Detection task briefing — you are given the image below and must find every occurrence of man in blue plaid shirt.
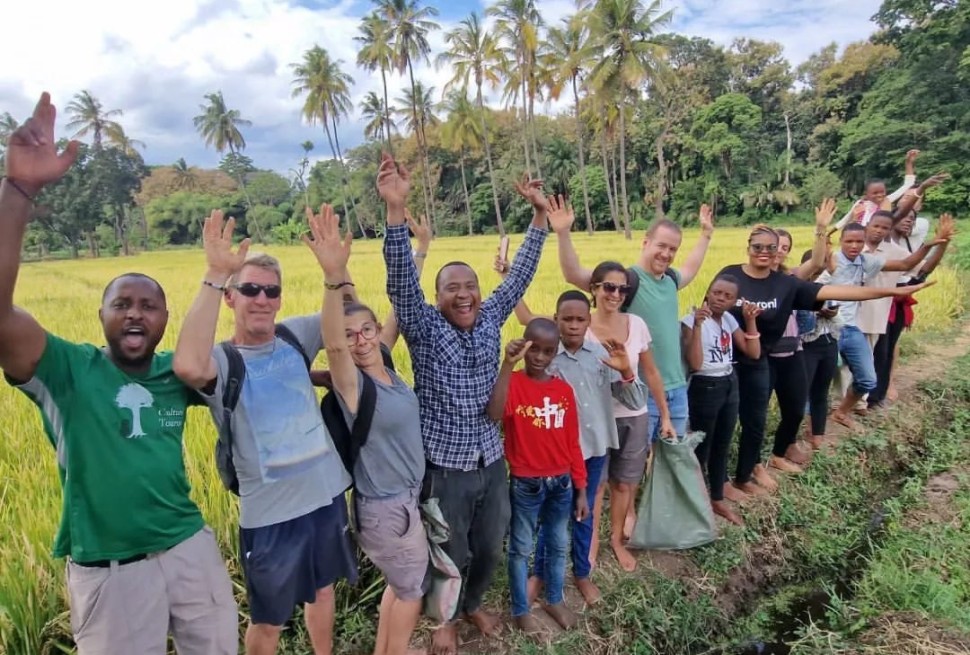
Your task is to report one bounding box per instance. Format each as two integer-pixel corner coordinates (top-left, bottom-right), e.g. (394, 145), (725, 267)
(377, 153), (553, 654)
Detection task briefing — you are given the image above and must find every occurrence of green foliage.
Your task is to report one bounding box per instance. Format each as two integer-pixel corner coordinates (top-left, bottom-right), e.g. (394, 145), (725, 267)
(245, 171), (293, 206)
(145, 191), (234, 244)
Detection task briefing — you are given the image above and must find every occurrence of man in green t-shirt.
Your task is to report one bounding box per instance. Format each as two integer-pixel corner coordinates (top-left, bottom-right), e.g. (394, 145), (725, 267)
(0, 93), (237, 654)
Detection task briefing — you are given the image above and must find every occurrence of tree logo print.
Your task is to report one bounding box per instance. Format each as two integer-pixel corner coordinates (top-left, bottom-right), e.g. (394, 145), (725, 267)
(115, 383), (154, 439)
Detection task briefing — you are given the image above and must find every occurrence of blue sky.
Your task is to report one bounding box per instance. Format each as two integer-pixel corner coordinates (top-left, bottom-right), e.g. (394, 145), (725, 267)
(2, 0), (883, 176)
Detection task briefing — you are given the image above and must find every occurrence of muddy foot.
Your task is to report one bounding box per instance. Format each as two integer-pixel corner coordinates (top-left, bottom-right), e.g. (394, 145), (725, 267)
(610, 538), (637, 572)
(430, 623), (458, 655)
(575, 577), (601, 605)
(732, 480), (767, 497)
(464, 609), (502, 637)
(526, 575), (543, 606)
(723, 482), (750, 503)
(831, 411), (859, 431)
(806, 433), (827, 450)
(512, 612), (544, 635)
(712, 499), (744, 525)
(753, 463), (779, 492)
(785, 441), (813, 466)
(769, 454), (804, 474)
(544, 602), (578, 630)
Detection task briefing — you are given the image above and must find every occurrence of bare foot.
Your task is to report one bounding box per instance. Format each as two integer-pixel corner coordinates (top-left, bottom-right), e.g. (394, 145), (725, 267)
(831, 411), (858, 431)
(623, 510), (636, 541)
(544, 602), (579, 630)
(785, 441), (813, 466)
(753, 463), (779, 492)
(711, 500), (744, 526)
(723, 482), (750, 503)
(464, 609), (502, 637)
(806, 434), (826, 450)
(575, 577), (601, 605)
(430, 623), (458, 655)
(887, 384), (898, 402)
(853, 405), (869, 417)
(512, 612), (544, 635)
(768, 454), (804, 474)
(610, 538), (637, 572)
(733, 480), (766, 496)
(526, 575), (543, 606)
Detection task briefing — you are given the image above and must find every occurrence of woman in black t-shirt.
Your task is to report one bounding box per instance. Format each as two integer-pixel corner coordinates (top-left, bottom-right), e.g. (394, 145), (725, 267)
(718, 225), (933, 497)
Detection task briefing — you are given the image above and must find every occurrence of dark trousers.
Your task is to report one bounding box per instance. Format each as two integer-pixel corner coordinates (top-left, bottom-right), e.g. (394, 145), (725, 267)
(768, 352), (809, 458)
(735, 358), (771, 483)
(802, 336), (839, 435)
(869, 309), (905, 405)
(421, 459), (510, 619)
(688, 374), (739, 501)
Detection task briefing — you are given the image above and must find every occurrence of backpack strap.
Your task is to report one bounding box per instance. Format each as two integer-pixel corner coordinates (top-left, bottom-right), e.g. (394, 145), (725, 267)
(379, 343), (396, 373)
(218, 341), (246, 495)
(274, 323), (311, 370)
(350, 372), (379, 465)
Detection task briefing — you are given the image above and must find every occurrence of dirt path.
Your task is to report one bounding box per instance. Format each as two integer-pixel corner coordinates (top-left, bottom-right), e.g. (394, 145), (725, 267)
(415, 322), (970, 654)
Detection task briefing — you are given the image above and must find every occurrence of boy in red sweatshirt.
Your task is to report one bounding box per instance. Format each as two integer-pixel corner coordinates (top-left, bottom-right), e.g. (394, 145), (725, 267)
(487, 318), (589, 633)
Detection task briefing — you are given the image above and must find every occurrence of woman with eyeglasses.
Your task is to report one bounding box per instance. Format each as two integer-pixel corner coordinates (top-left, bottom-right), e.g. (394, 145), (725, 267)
(584, 261), (673, 572)
(717, 217), (934, 497)
(309, 205), (428, 655)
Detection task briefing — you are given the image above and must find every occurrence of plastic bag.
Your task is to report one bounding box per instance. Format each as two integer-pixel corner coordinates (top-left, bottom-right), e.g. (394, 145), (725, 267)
(629, 430), (718, 550)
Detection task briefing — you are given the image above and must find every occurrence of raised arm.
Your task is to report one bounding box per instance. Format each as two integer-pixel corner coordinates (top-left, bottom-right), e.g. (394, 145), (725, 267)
(304, 204), (361, 412)
(887, 149), (919, 203)
(547, 201), (593, 289)
(732, 302), (762, 359)
(677, 204), (715, 289)
(914, 214), (954, 277)
(0, 93), (79, 381)
(381, 209), (431, 349)
(377, 153), (430, 344)
(172, 211), (251, 389)
(791, 199), (836, 280)
(482, 179), (550, 321)
(893, 173), (948, 221)
(493, 252), (547, 326)
(816, 279), (935, 303)
(487, 339), (530, 422)
(682, 310), (707, 373)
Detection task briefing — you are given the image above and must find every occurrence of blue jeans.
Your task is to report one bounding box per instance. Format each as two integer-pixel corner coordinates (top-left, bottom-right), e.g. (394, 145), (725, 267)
(647, 385), (689, 442)
(508, 474), (573, 616)
(839, 325), (877, 395)
(534, 455), (607, 581)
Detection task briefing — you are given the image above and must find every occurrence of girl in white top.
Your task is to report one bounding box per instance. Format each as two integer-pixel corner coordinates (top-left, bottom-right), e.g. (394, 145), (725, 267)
(585, 261), (672, 572)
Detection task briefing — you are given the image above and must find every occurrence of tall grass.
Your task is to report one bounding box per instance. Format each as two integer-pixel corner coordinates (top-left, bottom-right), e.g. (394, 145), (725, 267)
(0, 228), (963, 654)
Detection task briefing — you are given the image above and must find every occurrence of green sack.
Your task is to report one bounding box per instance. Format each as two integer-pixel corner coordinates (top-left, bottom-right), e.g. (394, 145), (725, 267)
(629, 431), (718, 550)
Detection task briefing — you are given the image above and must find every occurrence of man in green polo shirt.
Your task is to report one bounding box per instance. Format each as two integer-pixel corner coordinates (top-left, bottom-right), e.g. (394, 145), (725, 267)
(0, 93), (237, 654)
(551, 206), (717, 531)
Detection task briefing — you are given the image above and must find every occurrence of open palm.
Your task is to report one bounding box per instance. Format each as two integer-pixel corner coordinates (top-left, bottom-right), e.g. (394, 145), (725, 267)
(304, 204), (351, 277)
(5, 93), (79, 194)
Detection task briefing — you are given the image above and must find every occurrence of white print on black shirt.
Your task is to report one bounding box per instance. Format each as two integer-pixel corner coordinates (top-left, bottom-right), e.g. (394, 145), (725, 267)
(736, 298), (778, 310)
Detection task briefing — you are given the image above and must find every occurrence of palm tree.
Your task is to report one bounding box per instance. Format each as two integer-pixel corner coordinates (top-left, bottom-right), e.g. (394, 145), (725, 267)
(356, 14), (397, 152)
(375, 0), (440, 226)
(396, 83), (439, 135)
(360, 92), (395, 143)
(66, 90), (123, 148)
(439, 90), (483, 235)
(488, 0), (543, 177)
(588, 0), (671, 238)
(104, 123), (146, 159)
(437, 12), (507, 235)
(172, 158), (198, 191)
(193, 91), (263, 241)
(291, 45), (367, 237)
(546, 13), (597, 234)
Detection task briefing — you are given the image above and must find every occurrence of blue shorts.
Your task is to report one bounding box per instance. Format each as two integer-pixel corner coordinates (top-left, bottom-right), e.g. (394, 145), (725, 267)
(647, 385), (689, 442)
(240, 497), (359, 626)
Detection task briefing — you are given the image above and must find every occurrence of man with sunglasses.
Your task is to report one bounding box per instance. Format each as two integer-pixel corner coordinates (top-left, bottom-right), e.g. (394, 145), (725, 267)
(173, 211), (355, 655)
(1, 94), (237, 654)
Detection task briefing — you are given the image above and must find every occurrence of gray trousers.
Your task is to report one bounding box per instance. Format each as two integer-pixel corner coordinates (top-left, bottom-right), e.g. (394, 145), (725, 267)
(421, 459), (510, 620)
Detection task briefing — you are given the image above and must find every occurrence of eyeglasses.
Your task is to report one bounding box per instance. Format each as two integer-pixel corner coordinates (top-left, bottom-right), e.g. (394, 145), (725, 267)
(346, 322), (379, 345)
(749, 243), (779, 254)
(594, 282), (631, 295)
(232, 283), (282, 299)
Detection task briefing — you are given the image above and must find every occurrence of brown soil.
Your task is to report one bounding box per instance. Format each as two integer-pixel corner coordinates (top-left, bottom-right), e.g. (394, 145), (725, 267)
(858, 611), (970, 654)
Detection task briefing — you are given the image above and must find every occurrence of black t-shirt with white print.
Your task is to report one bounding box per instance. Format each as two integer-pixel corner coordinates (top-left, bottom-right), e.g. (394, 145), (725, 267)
(718, 264), (823, 363)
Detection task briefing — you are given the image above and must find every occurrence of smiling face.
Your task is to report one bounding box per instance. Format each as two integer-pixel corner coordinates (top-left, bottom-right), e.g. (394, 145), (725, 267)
(345, 308), (383, 369)
(774, 234), (792, 270)
(591, 270), (630, 315)
(706, 279), (739, 315)
(841, 227), (866, 259)
(640, 225), (682, 276)
(747, 232), (779, 270)
(555, 299), (591, 351)
(436, 263), (481, 331)
(226, 264), (282, 344)
(865, 181), (888, 205)
(99, 276), (168, 371)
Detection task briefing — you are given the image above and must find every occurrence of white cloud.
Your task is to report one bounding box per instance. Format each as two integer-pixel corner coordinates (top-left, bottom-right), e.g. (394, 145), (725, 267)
(1, 0), (882, 173)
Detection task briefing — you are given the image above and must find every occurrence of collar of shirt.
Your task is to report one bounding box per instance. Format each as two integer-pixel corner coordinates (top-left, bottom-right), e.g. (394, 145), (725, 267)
(557, 341), (594, 358)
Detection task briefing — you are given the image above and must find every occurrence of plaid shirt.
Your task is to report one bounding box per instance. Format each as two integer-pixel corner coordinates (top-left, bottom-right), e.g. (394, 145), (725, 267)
(384, 223), (547, 470)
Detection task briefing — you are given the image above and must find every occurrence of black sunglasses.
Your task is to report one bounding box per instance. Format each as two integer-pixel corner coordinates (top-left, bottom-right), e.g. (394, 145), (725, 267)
(749, 243), (779, 254)
(595, 282), (631, 295)
(232, 282), (282, 299)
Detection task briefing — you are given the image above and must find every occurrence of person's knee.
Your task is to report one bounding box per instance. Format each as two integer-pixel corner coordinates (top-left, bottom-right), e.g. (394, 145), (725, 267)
(311, 585), (335, 606)
(249, 622), (283, 637)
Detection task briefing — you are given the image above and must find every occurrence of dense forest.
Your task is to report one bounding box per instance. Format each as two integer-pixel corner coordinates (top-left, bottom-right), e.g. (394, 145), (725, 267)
(1, 0), (967, 256)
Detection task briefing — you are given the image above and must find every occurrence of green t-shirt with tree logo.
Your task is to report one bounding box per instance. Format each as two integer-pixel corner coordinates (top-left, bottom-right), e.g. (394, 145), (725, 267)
(12, 333), (204, 562)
